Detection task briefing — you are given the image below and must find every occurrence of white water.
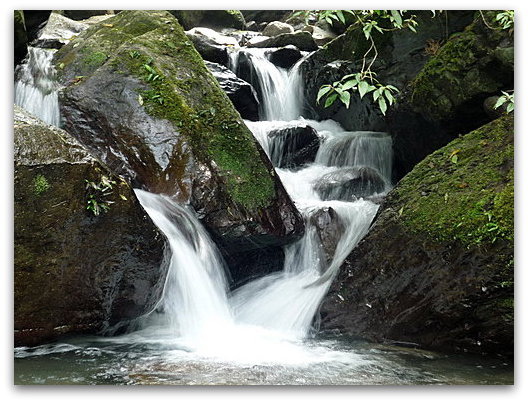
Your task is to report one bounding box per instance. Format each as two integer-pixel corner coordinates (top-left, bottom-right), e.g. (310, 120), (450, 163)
(15, 46), (60, 127)
(126, 48), (393, 365)
(229, 48), (304, 121)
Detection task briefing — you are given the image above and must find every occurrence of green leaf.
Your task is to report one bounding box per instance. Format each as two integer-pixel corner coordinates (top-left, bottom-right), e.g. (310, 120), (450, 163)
(317, 86), (332, 103)
(138, 94), (144, 106)
(340, 91), (351, 108)
(494, 96), (507, 109)
(385, 90), (395, 105)
(336, 10), (346, 24)
(363, 24), (372, 40)
(506, 102), (514, 113)
(373, 88), (383, 101)
(451, 154), (458, 164)
(324, 93), (338, 108)
(358, 80), (370, 98)
(378, 96), (387, 115)
(340, 79), (357, 90)
(391, 10), (403, 27)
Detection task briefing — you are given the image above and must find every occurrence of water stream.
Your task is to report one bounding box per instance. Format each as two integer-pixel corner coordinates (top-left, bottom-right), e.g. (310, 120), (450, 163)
(14, 38), (513, 385)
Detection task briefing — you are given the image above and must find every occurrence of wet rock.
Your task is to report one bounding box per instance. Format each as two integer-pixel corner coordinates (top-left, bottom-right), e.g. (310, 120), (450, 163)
(267, 45), (302, 69)
(14, 105), (167, 346)
(321, 115), (514, 357)
(32, 12), (88, 48)
(309, 207), (345, 265)
(55, 11), (304, 258)
(185, 27), (238, 66)
(268, 124), (320, 168)
(314, 167), (387, 200)
(170, 10), (246, 31)
(262, 21), (294, 37)
(204, 61), (259, 121)
(240, 10), (291, 25)
(248, 30), (318, 52)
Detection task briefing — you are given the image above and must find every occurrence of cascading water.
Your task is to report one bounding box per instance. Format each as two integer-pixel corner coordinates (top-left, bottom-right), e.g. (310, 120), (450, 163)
(14, 46), (60, 127)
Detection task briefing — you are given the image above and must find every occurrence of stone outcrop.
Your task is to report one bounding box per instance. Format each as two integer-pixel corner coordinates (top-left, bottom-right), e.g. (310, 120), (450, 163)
(321, 114), (514, 357)
(205, 61), (260, 121)
(14, 105), (168, 346)
(54, 11), (303, 265)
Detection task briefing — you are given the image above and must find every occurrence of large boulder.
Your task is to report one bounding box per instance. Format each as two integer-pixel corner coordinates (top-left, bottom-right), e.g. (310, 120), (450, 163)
(309, 207), (345, 265)
(388, 12), (514, 179)
(204, 61), (259, 121)
(321, 114), (514, 357)
(170, 10), (245, 31)
(54, 11), (303, 261)
(249, 30), (318, 51)
(268, 124), (320, 168)
(14, 105), (168, 346)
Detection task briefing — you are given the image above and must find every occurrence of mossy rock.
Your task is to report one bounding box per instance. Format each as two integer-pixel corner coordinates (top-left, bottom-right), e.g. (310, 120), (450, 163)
(169, 10), (245, 31)
(14, 105), (167, 346)
(410, 11), (513, 122)
(55, 11), (303, 255)
(321, 114), (513, 356)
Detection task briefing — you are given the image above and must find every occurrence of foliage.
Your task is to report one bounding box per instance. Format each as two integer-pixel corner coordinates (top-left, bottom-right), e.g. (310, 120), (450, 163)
(313, 10), (421, 115)
(494, 91), (514, 114)
(33, 174), (50, 195)
(85, 175), (116, 216)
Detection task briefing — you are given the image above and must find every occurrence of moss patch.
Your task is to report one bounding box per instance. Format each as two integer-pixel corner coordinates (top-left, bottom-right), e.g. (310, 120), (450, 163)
(33, 174), (50, 195)
(391, 113), (513, 247)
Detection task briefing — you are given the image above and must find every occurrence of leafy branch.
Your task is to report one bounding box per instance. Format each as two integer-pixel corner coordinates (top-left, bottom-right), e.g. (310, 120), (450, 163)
(85, 175), (117, 216)
(315, 10), (421, 115)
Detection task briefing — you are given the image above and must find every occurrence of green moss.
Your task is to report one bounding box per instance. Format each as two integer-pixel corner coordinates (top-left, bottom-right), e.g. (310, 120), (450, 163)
(68, 11), (274, 210)
(33, 174), (50, 195)
(392, 113), (513, 247)
(79, 47), (108, 69)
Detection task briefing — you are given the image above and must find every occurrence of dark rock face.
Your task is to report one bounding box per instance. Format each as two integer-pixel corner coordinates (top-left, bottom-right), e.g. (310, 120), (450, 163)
(225, 247), (286, 288)
(205, 61), (259, 121)
(23, 10), (52, 43)
(309, 207), (345, 265)
(55, 11), (303, 261)
(241, 10), (291, 24)
(62, 10), (113, 20)
(249, 30), (318, 51)
(15, 11), (28, 67)
(14, 106), (168, 346)
(170, 10), (246, 31)
(388, 11), (514, 180)
(268, 125), (320, 168)
(321, 115), (514, 357)
(314, 167), (387, 201)
(267, 45), (302, 69)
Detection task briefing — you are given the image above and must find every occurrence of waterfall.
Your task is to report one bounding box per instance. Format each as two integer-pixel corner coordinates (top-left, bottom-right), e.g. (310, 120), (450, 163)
(229, 48), (304, 121)
(14, 46), (60, 127)
(128, 44), (393, 347)
(134, 190), (233, 340)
